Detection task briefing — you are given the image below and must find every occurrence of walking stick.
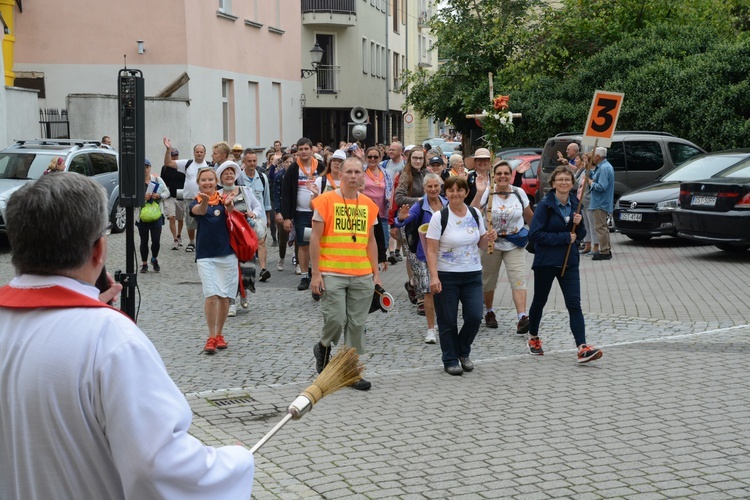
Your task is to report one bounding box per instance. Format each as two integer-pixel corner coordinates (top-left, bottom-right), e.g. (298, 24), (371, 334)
(250, 347), (363, 454)
(560, 148), (593, 277)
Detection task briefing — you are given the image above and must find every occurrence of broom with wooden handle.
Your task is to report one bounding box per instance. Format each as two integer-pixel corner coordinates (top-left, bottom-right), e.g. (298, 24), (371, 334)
(250, 347), (364, 454)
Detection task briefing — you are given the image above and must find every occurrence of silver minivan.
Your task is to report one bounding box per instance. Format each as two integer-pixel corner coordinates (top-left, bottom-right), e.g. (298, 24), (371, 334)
(536, 131), (706, 204)
(0, 139), (124, 233)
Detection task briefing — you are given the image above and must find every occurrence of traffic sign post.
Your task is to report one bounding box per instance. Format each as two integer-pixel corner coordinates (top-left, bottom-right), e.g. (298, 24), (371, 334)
(582, 90), (624, 148)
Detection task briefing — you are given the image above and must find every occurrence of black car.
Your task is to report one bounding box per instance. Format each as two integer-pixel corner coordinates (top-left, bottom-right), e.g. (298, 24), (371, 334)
(673, 158), (750, 252)
(613, 150), (750, 241)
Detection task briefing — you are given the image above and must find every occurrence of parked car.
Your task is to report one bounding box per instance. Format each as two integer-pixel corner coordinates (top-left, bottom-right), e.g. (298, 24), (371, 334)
(613, 150), (750, 240)
(0, 139), (124, 233)
(437, 141), (461, 159)
(536, 132), (706, 205)
(421, 137), (445, 149)
(673, 158), (750, 252)
(507, 154), (541, 208)
(497, 147), (543, 159)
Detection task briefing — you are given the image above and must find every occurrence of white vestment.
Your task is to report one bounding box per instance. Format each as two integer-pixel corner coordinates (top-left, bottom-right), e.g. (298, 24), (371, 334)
(0, 275), (254, 499)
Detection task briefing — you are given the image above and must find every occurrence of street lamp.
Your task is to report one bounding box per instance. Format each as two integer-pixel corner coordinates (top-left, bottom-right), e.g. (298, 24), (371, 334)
(301, 42), (324, 79)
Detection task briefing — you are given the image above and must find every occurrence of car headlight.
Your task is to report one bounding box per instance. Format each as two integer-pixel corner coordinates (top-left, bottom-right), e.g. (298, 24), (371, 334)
(654, 199), (678, 211)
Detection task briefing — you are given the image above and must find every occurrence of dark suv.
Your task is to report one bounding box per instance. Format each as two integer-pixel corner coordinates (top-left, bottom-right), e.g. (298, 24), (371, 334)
(536, 132), (705, 205)
(0, 139), (124, 233)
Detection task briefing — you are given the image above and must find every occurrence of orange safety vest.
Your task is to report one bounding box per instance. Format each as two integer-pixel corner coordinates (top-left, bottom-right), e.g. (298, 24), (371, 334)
(311, 190), (378, 276)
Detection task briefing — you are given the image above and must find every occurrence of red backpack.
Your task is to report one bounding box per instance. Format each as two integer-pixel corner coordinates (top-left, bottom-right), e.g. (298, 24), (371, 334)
(226, 210), (259, 263)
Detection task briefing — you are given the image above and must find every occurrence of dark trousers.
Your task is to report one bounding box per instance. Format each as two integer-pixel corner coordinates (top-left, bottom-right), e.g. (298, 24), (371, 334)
(276, 221), (289, 259)
(529, 266), (586, 346)
(433, 270), (483, 367)
(137, 219), (163, 262)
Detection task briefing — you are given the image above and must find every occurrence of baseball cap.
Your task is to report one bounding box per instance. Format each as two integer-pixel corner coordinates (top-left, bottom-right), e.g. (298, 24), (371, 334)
(473, 148), (492, 159)
(404, 144), (415, 152)
(170, 148), (179, 156)
(331, 149), (347, 161)
(232, 143), (243, 151)
(144, 159), (151, 166)
(429, 156), (444, 165)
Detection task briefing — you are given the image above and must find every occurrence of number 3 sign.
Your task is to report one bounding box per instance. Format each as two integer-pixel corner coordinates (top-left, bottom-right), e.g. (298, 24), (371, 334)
(582, 90), (625, 147)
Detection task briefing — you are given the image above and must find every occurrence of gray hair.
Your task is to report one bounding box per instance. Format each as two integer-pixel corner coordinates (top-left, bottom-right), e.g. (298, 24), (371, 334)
(6, 172), (109, 275)
(423, 172), (442, 184)
(594, 146), (607, 158)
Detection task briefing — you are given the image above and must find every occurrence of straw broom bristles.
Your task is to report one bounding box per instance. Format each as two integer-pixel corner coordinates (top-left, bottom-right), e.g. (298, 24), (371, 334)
(249, 347), (363, 454)
(300, 347), (364, 405)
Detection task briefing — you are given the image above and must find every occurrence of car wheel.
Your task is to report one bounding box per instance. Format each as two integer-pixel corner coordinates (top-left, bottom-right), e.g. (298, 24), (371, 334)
(626, 234), (652, 242)
(110, 198), (126, 233)
(716, 243), (750, 252)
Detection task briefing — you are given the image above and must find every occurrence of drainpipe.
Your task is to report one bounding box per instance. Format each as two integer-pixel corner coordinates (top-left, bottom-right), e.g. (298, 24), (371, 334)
(0, 0), (15, 86)
(384, 3), (390, 143)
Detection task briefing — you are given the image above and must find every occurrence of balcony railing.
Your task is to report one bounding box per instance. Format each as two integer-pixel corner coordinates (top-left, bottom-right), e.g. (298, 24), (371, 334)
(302, 0), (356, 14)
(315, 65), (340, 94)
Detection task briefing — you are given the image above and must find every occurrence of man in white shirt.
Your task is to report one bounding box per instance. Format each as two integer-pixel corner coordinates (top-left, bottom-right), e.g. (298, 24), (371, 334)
(0, 172), (255, 499)
(163, 137), (210, 252)
(382, 141), (405, 179)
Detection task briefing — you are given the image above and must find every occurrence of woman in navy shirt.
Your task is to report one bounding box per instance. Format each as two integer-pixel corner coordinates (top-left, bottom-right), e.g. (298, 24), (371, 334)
(527, 166), (602, 363)
(190, 167), (237, 354)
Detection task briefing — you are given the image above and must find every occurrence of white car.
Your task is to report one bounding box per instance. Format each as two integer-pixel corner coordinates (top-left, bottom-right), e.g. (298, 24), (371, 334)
(0, 139), (124, 233)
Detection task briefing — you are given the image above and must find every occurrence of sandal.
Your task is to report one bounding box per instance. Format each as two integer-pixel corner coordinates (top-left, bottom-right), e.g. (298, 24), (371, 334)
(185, 243), (195, 252)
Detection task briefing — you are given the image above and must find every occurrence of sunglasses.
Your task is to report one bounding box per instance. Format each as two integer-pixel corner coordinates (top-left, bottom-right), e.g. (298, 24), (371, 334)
(367, 155), (380, 159)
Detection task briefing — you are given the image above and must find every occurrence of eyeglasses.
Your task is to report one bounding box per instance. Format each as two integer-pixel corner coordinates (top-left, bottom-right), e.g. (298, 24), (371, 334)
(411, 156), (424, 161)
(367, 155), (380, 159)
(554, 178), (572, 183)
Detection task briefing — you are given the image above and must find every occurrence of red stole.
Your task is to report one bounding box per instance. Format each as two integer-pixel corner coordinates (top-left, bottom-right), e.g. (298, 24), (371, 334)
(0, 284), (129, 319)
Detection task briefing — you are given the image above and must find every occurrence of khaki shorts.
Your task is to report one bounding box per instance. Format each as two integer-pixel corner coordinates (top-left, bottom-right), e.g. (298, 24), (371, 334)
(481, 246), (528, 291)
(163, 197), (184, 219)
(183, 199), (198, 230)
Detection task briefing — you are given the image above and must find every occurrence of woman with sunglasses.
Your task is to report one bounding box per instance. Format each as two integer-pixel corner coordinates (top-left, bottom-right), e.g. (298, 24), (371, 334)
(527, 165), (603, 363)
(471, 160), (533, 333)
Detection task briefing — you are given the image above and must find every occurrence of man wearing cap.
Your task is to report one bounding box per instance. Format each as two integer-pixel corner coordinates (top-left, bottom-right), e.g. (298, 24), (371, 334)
(428, 155), (449, 181)
(466, 148), (493, 205)
(163, 138), (211, 252)
(161, 148), (186, 250)
(231, 143), (243, 163)
(587, 146), (615, 260)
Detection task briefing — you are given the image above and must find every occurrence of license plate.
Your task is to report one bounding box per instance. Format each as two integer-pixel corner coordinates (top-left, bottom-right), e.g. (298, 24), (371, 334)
(619, 213), (642, 222)
(691, 195), (717, 207)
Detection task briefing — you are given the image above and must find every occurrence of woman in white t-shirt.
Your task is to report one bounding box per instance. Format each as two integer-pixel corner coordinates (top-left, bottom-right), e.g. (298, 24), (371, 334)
(471, 160), (534, 334)
(425, 176), (497, 376)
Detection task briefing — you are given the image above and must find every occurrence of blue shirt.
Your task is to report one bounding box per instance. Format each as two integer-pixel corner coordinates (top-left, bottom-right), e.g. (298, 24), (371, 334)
(189, 200), (233, 260)
(589, 159), (615, 212)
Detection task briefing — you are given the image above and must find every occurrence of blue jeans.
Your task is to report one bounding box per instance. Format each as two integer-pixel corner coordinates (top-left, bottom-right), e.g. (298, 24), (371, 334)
(379, 216), (390, 251)
(528, 266), (586, 346)
(433, 270), (483, 367)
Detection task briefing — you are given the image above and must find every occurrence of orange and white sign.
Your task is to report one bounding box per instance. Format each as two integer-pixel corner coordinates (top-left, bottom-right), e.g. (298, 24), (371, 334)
(582, 90), (624, 147)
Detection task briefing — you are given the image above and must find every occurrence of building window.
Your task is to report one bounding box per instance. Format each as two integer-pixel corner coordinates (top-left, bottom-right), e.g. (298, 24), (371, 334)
(393, 0), (399, 33)
(371, 42), (376, 75)
(219, 0), (232, 14)
(380, 46), (386, 78)
(362, 37), (368, 74)
(393, 51), (399, 90)
(221, 79), (235, 142)
(248, 82), (260, 146)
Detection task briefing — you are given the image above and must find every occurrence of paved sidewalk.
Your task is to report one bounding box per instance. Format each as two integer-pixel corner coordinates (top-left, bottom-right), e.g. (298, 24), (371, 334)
(1, 231), (749, 498)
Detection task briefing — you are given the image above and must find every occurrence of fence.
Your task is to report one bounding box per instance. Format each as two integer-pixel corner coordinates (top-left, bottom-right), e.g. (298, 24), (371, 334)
(301, 0), (356, 14)
(39, 108), (69, 139)
(316, 65), (340, 94)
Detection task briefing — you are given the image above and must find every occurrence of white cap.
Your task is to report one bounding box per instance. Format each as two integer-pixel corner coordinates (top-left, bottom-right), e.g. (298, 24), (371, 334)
(331, 149), (347, 161)
(404, 144), (415, 152)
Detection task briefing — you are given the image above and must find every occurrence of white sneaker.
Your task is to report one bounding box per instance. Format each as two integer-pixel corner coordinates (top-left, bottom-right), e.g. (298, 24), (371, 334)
(277, 258), (284, 272)
(227, 304), (237, 317)
(295, 265), (302, 275)
(425, 329), (437, 344)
